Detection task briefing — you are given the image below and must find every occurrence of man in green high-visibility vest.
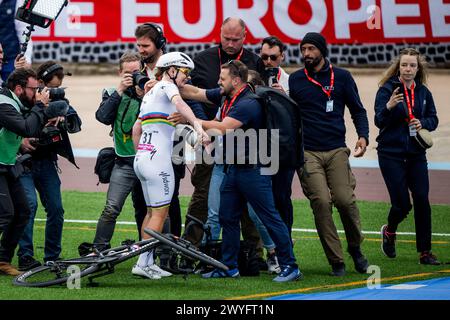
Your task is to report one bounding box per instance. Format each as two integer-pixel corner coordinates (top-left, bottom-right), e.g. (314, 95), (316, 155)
(0, 68), (52, 276)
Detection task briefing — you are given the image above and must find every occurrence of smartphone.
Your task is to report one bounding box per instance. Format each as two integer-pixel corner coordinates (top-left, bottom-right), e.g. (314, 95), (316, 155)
(265, 67), (279, 86)
(392, 81), (404, 95)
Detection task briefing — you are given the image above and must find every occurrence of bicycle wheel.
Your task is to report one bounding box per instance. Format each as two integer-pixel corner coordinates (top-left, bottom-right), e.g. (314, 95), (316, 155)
(144, 228), (228, 271)
(13, 256), (111, 288)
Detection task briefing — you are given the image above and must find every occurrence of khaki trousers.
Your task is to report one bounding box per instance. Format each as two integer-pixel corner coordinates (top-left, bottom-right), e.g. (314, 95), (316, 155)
(298, 148), (363, 264)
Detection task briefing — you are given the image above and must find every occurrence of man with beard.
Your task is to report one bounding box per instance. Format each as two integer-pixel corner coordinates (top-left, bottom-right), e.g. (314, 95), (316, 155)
(181, 60), (301, 282)
(0, 68), (51, 275)
(289, 32), (370, 277)
(135, 23), (166, 81)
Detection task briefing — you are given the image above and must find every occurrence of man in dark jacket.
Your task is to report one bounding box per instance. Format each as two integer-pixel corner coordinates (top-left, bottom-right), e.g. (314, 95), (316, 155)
(0, 68), (51, 276)
(182, 60), (302, 282)
(289, 32), (369, 277)
(181, 18), (265, 265)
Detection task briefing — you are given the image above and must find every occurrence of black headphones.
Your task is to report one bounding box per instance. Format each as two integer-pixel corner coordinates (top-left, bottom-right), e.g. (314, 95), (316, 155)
(40, 64), (72, 83)
(143, 23), (167, 50)
(41, 64), (63, 81)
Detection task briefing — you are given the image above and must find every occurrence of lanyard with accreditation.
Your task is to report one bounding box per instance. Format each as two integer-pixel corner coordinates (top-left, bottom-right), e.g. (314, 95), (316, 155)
(304, 64), (335, 112)
(401, 79), (415, 121)
(401, 79), (417, 136)
(218, 47), (244, 76)
(221, 85), (247, 119)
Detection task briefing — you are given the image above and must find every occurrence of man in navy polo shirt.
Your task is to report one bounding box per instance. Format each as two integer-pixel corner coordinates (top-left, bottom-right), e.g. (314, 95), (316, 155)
(181, 60), (301, 282)
(289, 32), (369, 277)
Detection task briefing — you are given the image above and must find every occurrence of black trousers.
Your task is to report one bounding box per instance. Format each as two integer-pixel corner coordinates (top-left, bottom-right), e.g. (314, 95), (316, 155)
(272, 167), (296, 239)
(168, 163), (185, 237)
(378, 152), (432, 253)
(183, 163), (214, 246)
(0, 173), (31, 263)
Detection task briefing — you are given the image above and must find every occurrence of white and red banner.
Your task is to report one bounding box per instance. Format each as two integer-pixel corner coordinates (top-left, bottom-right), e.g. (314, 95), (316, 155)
(32, 0), (450, 43)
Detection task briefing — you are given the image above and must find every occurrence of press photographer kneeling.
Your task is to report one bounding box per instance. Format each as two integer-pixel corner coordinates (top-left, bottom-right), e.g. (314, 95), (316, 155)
(0, 68), (68, 276)
(16, 62), (82, 271)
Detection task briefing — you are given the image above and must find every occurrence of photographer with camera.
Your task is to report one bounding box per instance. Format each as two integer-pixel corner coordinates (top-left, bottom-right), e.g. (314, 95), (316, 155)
(15, 61), (81, 271)
(0, 67), (63, 276)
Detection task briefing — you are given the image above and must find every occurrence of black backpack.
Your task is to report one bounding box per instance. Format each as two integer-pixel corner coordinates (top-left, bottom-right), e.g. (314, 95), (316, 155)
(199, 240), (260, 277)
(94, 147), (116, 184)
(251, 86), (304, 169)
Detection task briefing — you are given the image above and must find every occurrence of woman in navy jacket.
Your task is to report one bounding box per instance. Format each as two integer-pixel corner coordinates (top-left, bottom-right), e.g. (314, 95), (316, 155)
(374, 48), (439, 265)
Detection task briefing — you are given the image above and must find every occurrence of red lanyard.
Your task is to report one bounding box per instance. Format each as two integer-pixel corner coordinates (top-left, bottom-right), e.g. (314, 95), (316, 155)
(221, 85), (247, 119)
(304, 64), (334, 100)
(402, 80), (415, 121)
(218, 47), (244, 73)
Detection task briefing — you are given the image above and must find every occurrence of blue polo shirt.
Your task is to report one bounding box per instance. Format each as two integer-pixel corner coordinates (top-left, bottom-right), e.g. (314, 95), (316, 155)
(206, 87), (264, 165)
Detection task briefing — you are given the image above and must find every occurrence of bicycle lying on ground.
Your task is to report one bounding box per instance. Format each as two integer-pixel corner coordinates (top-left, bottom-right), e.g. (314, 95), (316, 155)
(13, 228), (227, 288)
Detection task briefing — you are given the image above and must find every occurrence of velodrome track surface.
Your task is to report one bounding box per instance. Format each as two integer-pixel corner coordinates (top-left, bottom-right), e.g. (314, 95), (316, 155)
(58, 69), (450, 204)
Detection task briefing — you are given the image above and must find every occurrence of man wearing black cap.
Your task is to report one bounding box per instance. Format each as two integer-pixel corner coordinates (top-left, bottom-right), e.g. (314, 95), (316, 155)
(289, 32), (370, 276)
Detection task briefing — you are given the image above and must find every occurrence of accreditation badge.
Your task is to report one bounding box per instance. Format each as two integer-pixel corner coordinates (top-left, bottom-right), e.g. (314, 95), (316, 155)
(326, 100), (334, 112)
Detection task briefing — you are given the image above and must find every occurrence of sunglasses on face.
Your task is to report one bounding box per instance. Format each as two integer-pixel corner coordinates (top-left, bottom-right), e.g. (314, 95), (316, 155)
(178, 67), (191, 77)
(261, 54), (280, 61)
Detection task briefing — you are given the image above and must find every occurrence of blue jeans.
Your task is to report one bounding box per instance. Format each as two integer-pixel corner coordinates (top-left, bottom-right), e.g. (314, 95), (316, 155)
(205, 164), (225, 242)
(219, 166), (297, 269)
(247, 205), (276, 251)
(206, 164), (275, 250)
(17, 158), (64, 261)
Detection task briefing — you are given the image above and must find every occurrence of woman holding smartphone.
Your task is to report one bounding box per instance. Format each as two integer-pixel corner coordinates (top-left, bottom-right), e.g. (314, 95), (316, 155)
(374, 48), (439, 265)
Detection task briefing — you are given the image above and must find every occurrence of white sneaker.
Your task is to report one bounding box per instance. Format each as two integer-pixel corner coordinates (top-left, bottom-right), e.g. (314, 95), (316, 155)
(132, 264), (162, 280)
(267, 253), (281, 274)
(147, 264), (173, 277)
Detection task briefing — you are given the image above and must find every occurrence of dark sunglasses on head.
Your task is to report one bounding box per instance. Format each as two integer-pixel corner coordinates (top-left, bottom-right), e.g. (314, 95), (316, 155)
(261, 54), (280, 61)
(226, 60), (243, 79)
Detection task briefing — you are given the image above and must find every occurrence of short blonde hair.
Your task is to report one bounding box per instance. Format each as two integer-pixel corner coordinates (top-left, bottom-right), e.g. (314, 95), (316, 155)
(119, 51), (141, 71)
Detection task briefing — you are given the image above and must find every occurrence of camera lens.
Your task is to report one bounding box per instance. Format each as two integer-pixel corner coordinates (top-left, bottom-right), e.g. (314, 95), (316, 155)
(132, 71), (150, 90)
(49, 88), (65, 101)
